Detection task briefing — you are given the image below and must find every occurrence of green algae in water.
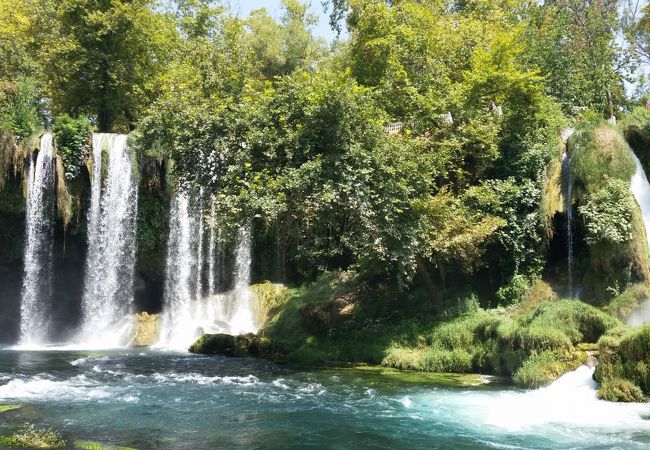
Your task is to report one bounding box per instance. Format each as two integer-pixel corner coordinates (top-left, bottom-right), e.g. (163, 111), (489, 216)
(0, 423), (66, 449)
(74, 440), (137, 450)
(337, 366), (503, 388)
(0, 405), (22, 414)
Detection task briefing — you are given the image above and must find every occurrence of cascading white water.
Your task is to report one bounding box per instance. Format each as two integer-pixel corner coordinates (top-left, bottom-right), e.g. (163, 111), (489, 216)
(157, 192), (197, 348)
(421, 365), (649, 434)
(630, 149), (650, 252)
(626, 148), (650, 325)
(207, 198), (218, 296)
(156, 192), (257, 349)
(229, 224), (257, 334)
(194, 188), (205, 300)
(19, 134), (56, 345)
(562, 152), (574, 297)
(78, 133), (139, 346)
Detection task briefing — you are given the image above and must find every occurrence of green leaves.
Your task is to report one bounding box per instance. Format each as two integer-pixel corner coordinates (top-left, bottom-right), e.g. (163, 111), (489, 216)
(52, 114), (91, 180)
(579, 178), (635, 245)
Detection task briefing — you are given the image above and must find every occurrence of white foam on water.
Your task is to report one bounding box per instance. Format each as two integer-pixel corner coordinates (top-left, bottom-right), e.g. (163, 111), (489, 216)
(150, 372), (260, 386)
(0, 375), (112, 402)
(416, 366), (650, 436)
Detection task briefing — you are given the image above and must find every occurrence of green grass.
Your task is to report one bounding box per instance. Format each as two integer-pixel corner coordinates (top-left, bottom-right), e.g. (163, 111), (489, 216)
(226, 273), (622, 388)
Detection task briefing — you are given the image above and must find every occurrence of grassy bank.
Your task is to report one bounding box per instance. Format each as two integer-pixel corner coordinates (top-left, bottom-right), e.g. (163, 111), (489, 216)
(191, 272), (621, 389)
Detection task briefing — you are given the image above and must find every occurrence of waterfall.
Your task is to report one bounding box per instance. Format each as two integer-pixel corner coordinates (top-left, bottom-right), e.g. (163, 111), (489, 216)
(562, 152), (574, 298)
(156, 192), (257, 350)
(195, 188), (205, 300)
(207, 198), (218, 296)
(630, 149), (650, 252)
(157, 192), (197, 348)
(78, 133), (138, 346)
(19, 134), (56, 345)
(230, 224), (256, 334)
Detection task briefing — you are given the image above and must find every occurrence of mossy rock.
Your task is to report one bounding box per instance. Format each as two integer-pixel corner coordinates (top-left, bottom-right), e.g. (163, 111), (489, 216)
(342, 366), (495, 388)
(189, 333), (236, 355)
(189, 333), (283, 359)
(597, 378), (645, 402)
(594, 325), (650, 399)
(513, 349), (586, 388)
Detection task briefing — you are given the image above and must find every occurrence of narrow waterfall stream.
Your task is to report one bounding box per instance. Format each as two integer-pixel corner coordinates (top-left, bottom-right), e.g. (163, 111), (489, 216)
(19, 133), (56, 345)
(157, 192), (197, 348)
(562, 152), (574, 297)
(630, 149), (650, 251)
(207, 197), (219, 296)
(78, 133), (139, 346)
(627, 148), (650, 325)
(230, 224), (256, 335)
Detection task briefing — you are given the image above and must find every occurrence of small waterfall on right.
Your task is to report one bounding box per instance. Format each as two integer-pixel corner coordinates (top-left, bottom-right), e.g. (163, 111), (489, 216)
(156, 191), (257, 350)
(630, 149), (650, 251)
(562, 152), (574, 298)
(19, 133), (56, 345)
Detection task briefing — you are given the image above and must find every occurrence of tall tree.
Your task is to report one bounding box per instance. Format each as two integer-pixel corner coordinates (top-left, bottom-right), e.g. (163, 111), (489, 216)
(44, 0), (175, 131)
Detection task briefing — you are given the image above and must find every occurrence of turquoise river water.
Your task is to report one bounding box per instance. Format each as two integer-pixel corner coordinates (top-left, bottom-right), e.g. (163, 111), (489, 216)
(1, 350), (650, 449)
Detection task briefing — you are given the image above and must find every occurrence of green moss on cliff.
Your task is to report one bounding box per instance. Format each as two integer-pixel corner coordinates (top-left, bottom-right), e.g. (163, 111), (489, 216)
(136, 188), (169, 278)
(568, 120), (650, 302)
(594, 325), (650, 401)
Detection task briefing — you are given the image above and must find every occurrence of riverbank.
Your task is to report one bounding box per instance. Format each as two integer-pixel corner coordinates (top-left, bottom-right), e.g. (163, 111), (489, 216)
(189, 273), (630, 393)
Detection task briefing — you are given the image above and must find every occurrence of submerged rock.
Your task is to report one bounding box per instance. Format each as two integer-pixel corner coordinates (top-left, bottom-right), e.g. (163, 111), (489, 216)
(128, 312), (160, 347)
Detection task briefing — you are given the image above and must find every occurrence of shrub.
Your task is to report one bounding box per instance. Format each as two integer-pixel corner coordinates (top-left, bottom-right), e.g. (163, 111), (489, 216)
(53, 114), (91, 180)
(597, 378), (645, 402)
(524, 300), (620, 344)
(495, 274), (530, 305)
(420, 348), (473, 373)
(579, 178), (635, 245)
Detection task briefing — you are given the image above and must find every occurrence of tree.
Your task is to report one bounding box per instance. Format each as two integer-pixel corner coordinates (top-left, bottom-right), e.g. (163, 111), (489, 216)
(523, 0), (628, 116)
(43, 0), (176, 131)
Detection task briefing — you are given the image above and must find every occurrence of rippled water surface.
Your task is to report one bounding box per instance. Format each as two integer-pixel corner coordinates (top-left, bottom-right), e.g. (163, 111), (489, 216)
(1, 350), (650, 449)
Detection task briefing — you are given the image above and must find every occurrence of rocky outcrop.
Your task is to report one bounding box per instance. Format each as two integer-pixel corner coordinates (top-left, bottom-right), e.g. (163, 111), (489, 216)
(128, 312), (160, 347)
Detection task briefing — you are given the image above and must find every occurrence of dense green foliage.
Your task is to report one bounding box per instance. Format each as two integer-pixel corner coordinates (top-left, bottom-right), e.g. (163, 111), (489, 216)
(2, 0), (646, 306)
(52, 114), (91, 180)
